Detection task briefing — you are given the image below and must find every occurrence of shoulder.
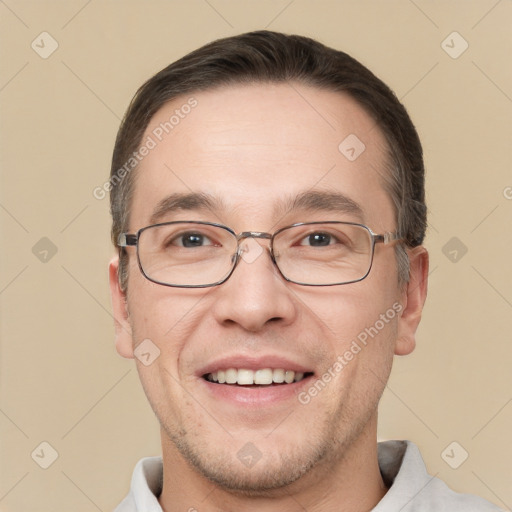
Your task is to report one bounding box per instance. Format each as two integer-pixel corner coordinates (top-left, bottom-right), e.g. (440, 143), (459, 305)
(375, 440), (504, 512)
(113, 493), (136, 512)
(415, 474), (505, 511)
(113, 456), (163, 512)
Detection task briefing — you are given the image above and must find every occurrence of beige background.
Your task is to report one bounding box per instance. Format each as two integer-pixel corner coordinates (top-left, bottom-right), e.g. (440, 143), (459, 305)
(1, 1), (511, 510)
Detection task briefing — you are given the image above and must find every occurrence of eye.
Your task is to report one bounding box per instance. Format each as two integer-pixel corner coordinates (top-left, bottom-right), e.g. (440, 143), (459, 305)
(299, 232), (338, 247)
(171, 231), (215, 248)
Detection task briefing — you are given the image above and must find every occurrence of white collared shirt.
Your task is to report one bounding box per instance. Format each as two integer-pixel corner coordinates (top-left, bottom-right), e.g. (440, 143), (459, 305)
(114, 440), (504, 511)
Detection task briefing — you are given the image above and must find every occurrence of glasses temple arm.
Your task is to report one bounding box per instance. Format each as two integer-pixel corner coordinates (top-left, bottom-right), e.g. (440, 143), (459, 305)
(118, 233), (138, 247)
(374, 232), (402, 245)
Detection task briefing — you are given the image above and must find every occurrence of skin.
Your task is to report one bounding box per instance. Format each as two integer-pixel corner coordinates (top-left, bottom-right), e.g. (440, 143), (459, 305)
(109, 83), (429, 512)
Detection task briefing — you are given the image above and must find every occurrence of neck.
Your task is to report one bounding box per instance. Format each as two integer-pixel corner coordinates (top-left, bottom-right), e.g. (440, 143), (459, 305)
(158, 417), (388, 512)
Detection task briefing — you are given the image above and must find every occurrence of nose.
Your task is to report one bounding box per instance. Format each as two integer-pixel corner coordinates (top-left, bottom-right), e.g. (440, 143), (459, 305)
(211, 237), (298, 332)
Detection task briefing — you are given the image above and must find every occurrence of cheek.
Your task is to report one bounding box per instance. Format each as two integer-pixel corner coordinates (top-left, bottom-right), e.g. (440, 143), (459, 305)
(294, 277), (401, 346)
(135, 359), (189, 434)
(319, 315), (397, 419)
(306, 285), (400, 391)
(126, 282), (217, 391)
(127, 271), (207, 340)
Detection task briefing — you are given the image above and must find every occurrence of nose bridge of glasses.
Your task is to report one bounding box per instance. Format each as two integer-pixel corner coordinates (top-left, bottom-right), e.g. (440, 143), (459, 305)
(236, 231), (273, 242)
(234, 231), (274, 262)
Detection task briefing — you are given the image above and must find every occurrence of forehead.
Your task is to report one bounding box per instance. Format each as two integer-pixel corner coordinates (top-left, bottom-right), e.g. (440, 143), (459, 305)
(130, 82), (395, 231)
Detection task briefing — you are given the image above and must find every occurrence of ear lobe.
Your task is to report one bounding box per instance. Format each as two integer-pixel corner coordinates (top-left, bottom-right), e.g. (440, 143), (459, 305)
(395, 246), (429, 356)
(109, 255), (134, 359)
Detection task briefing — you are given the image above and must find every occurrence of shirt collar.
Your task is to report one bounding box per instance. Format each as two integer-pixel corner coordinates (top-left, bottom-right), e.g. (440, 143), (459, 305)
(120, 440), (430, 511)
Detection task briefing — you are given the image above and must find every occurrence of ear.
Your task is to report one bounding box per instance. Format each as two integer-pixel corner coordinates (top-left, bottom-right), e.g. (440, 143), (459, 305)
(395, 246), (429, 356)
(109, 255), (134, 359)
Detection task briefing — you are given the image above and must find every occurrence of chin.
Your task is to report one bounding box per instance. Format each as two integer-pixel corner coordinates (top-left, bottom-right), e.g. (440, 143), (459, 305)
(167, 426), (329, 496)
(188, 451), (321, 496)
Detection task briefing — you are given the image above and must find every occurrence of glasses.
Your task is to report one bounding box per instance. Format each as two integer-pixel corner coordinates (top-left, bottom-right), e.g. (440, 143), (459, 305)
(118, 221), (401, 288)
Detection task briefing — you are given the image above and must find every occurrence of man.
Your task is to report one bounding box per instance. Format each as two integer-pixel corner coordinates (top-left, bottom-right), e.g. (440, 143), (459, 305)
(109, 31), (502, 511)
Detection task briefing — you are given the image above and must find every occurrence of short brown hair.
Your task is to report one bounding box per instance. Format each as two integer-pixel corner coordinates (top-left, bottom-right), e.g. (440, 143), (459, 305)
(110, 30), (426, 290)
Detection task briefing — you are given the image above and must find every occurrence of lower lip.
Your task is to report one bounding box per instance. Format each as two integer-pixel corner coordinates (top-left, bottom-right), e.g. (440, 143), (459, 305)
(199, 376), (314, 406)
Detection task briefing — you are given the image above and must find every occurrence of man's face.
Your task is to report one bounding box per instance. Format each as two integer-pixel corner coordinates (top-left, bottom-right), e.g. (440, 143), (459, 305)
(111, 83), (422, 492)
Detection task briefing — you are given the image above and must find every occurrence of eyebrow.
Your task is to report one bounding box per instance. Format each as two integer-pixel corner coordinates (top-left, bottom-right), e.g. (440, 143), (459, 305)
(275, 190), (365, 222)
(148, 190), (364, 225)
(149, 192), (226, 225)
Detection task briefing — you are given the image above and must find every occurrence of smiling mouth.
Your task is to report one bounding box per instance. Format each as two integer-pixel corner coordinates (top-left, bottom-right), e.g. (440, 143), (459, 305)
(204, 368), (314, 386)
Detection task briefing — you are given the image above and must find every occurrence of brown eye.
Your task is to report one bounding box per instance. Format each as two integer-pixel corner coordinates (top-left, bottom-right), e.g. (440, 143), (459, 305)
(168, 231), (215, 248)
(181, 233), (207, 247)
(303, 232), (333, 247)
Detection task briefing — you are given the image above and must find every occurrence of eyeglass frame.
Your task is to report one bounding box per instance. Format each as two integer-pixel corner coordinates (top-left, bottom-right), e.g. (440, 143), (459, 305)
(118, 220), (402, 288)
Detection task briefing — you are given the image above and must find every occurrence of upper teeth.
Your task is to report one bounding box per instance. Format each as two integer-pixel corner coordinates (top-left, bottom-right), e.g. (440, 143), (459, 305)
(207, 368), (305, 385)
